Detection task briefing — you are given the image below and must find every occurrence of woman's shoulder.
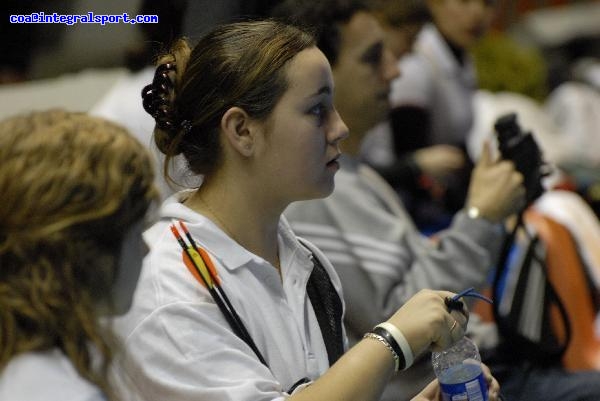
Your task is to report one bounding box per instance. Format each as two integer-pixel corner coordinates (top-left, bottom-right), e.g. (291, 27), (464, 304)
(0, 349), (106, 401)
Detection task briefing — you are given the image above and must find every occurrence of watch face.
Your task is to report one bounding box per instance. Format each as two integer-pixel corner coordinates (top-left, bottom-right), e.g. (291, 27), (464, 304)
(467, 206), (480, 219)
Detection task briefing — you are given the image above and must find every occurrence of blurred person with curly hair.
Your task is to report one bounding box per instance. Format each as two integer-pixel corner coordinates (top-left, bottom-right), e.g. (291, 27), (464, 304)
(0, 109), (158, 401)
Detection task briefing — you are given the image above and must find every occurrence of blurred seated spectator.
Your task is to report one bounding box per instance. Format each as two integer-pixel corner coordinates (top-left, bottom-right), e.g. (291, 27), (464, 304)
(362, 0), (497, 233)
(0, 109), (158, 401)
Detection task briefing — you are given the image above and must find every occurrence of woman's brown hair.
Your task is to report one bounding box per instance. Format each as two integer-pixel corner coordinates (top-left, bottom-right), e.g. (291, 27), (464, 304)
(0, 109), (158, 400)
(142, 20), (315, 185)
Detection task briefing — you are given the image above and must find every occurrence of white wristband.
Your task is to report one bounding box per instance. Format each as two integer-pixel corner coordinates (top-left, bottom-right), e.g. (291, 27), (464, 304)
(376, 322), (414, 370)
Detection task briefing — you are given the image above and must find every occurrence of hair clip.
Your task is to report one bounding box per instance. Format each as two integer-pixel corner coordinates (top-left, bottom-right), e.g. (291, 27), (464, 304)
(153, 63), (175, 87)
(180, 119), (193, 134)
(156, 62), (176, 74)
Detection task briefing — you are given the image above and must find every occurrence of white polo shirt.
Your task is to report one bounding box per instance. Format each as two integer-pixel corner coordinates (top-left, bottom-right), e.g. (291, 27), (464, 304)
(389, 24), (477, 146)
(0, 349), (105, 401)
(113, 193), (345, 401)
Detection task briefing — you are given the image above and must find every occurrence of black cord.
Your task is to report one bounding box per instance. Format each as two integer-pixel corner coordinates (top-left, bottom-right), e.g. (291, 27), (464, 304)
(172, 223), (268, 366)
(491, 209), (571, 364)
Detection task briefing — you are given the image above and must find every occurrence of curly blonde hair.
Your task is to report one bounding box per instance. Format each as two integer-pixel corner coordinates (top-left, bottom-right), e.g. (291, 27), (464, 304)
(0, 109), (158, 400)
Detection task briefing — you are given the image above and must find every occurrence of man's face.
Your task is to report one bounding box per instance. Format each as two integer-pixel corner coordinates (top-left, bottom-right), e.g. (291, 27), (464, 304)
(332, 11), (400, 139)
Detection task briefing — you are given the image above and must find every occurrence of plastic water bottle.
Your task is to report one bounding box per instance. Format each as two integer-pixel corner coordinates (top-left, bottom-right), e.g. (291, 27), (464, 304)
(431, 337), (488, 401)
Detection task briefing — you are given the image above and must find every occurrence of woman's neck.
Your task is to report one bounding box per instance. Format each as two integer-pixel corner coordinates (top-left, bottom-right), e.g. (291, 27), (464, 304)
(185, 175), (282, 271)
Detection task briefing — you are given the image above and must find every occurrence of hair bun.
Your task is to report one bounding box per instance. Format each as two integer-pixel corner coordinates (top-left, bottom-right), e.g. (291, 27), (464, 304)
(142, 63), (178, 133)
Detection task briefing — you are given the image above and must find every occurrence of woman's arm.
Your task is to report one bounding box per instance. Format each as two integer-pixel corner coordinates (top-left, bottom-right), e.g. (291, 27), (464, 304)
(290, 289), (468, 401)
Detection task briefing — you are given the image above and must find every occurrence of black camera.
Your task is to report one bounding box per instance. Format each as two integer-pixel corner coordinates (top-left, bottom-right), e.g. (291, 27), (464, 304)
(494, 112), (549, 206)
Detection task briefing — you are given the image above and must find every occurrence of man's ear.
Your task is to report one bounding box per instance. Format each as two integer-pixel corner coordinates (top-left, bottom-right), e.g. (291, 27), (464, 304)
(220, 106), (255, 157)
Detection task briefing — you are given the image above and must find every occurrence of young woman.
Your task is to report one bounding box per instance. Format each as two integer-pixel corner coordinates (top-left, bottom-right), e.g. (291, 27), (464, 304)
(0, 110), (158, 401)
(115, 20), (499, 401)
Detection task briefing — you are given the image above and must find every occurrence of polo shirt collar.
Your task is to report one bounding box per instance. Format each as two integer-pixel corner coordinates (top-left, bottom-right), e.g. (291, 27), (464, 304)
(158, 191), (312, 273)
(417, 24), (476, 83)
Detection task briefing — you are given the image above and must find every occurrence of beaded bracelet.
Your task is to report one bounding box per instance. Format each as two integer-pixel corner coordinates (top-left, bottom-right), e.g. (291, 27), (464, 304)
(372, 326), (406, 370)
(375, 322), (414, 370)
(363, 332), (400, 372)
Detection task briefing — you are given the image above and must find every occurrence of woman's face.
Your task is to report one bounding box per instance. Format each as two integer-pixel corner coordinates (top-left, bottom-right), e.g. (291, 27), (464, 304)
(428, 0), (495, 49)
(256, 46), (349, 203)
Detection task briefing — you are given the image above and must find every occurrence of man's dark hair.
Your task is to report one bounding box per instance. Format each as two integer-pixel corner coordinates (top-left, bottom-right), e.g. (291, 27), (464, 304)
(369, 0), (431, 28)
(270, 0), (368, 66)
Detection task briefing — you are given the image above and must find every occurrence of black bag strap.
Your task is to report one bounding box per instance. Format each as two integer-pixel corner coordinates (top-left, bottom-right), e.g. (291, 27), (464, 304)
(492, 214), (571, 365)
(299, 238), (345, 366)
(306, 253), (345, 365)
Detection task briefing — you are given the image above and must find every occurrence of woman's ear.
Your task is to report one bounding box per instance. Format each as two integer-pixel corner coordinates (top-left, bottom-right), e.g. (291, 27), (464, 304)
(221, 106), (255, 157)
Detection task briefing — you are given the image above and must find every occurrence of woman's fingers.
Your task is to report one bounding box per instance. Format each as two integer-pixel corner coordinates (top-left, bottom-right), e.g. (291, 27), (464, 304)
(482, 363), (501, 401)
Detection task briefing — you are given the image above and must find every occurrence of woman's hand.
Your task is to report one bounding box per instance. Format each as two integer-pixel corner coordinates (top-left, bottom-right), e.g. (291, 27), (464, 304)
(411, 363), (500, 401)
(482, 363), (501, 401)
(386, 289), (469, 359)
(413, 145), (466, 180)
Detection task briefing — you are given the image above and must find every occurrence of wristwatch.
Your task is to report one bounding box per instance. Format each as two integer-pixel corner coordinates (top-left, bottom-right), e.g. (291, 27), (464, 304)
(466, 206), (481, 219)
